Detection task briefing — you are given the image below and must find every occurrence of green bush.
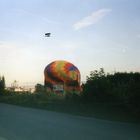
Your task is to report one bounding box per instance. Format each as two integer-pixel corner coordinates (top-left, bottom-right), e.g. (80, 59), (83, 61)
(82, 69), (140, 115)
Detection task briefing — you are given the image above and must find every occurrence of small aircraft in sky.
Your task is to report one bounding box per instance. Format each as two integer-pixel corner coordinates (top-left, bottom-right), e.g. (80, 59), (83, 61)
(45, 33), (51, 37)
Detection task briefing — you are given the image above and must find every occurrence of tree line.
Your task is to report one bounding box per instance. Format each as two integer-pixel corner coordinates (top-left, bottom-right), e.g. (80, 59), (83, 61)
(82, 68), (140, 114)
(0, 70), (139, 119)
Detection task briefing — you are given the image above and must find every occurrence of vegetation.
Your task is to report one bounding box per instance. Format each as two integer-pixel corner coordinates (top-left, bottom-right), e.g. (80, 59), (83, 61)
(0, 70), (140, 122)
(35, 83), (45, 93)
(82, 68), (140, 116)
(0, 76), (5, 94)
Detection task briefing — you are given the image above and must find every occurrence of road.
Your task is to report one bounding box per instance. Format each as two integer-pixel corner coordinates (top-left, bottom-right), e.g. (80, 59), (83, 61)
(0, 103), (139, 140)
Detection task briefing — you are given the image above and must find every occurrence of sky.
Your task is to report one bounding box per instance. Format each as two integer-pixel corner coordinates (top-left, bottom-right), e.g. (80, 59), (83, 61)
(0, 0), (140, 86)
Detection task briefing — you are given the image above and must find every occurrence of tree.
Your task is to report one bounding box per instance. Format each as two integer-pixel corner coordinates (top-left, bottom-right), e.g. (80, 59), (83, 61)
(82, 68), (111, 101)
(1, 76), (5, 90)
(35, 84), (45, 93)
(0, 75), (5, 94)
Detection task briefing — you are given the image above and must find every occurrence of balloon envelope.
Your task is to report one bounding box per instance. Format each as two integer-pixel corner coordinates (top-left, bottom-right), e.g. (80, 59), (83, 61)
(44, 60), (81, 92)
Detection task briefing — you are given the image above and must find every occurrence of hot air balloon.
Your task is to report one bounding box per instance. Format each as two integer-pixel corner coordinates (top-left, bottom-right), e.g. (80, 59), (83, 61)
(44, 60), (81, 93)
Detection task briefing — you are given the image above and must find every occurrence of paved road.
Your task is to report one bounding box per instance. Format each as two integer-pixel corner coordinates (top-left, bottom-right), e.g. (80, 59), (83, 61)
(0, 103), (139, 140)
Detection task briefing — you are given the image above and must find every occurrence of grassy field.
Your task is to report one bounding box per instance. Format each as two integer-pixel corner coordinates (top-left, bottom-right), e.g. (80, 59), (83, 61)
(0, 92), (139, 123)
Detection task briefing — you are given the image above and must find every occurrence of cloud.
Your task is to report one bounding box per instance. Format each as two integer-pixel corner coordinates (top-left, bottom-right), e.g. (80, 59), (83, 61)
(73, 9), (111, 30)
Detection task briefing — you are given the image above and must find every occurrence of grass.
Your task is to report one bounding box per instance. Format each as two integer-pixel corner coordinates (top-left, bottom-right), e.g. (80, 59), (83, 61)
(0, 91), (139, 123)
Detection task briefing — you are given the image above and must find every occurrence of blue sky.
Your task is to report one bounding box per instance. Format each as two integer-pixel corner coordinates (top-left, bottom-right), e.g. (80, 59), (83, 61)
(0, 0), (140, 86)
